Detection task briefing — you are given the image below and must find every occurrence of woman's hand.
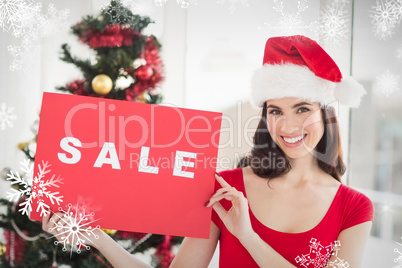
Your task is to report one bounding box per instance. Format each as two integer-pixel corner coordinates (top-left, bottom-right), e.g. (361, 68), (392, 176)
(42, 210), (101, 250)
(206, 172), (253, 242)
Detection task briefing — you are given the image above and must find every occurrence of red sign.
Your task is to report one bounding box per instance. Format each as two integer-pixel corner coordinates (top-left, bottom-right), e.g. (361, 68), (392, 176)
(31, 92), (222, 238)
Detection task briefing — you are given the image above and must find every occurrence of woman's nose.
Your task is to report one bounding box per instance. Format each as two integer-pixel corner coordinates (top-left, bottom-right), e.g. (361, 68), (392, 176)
(279, 115), (300, 133)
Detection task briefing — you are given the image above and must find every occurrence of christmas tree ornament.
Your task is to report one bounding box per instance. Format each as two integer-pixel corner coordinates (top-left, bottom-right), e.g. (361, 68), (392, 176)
(133, 58), (147, 69)
(102, 228), (118, 236)
(115, 75), (135, 90)
(137, 91), (148, 103)
(134, 65), (154, 81)
(0, 244), (5, 258)
(92, 74), (113, 95)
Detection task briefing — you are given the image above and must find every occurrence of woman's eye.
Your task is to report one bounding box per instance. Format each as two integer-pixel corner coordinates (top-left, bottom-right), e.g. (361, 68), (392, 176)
(269, 110), (281, 115)
(298, 107), (310, 113)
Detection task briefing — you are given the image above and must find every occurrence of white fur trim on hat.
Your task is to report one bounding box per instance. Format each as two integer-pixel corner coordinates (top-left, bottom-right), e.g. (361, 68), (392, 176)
(250, 63), (366, 108)
(334, 76), (366, 108)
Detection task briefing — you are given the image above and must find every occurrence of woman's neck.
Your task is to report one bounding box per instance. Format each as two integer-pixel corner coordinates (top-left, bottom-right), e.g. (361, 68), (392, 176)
(283, 153), (324, 187)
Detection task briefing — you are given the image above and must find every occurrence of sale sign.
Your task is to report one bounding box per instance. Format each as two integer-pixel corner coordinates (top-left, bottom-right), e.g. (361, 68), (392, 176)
(31, 92), (222, 238)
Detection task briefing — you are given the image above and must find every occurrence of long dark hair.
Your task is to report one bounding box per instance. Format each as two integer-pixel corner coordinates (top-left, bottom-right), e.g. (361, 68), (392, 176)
(238, 102), (346, 182)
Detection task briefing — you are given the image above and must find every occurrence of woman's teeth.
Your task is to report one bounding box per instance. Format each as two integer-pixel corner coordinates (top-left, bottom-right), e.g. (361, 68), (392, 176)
(283, 134), (305, 144)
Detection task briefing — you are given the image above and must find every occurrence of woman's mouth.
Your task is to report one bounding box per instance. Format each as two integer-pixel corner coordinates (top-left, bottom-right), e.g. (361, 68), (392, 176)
(281, 134), (307, 147)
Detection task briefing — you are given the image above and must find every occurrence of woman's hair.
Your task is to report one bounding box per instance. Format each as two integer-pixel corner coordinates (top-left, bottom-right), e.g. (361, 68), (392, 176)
(238, 102), (346, 182)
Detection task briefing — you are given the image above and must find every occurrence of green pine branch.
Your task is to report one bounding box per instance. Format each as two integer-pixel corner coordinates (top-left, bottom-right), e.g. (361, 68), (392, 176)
(60, 44), (97, 79)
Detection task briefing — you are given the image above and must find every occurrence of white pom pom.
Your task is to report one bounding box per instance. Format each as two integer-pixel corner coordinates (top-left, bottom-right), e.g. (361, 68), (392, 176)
(334, 77), (366, 108)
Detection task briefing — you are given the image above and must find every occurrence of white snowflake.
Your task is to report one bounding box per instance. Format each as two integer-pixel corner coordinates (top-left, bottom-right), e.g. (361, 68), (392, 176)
(295, 238), (349, 268)
(396, 44), (402, 61)
(0, 102), (17, 130)
(394, 242), (402, 268)
(49, 203), (101, 255)
(217, 0), (248, 13)
(373, 69), (400, 97)
(370, 0), (401, 40)
(103, 0), (130, 24)
(121, 0), (156, 16)
(7, 34), (38, 72)
(154, 0), (196, 8)
(6, 160), (63, 217)
(259, 0), (319, 36)
(0, 0), (41, 36)
(319, 0), (349, 46)
(7, 3), (69, 72)
(394, 0), (402, 24)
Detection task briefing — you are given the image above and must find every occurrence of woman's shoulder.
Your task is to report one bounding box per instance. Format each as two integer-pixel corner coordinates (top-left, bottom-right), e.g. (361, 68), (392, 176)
(338, 184), (373, 205)
(336, 184), (375, 229)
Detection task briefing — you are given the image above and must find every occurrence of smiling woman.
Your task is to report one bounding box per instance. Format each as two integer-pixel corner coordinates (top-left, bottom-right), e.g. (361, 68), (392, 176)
(43, 35), (374, 268)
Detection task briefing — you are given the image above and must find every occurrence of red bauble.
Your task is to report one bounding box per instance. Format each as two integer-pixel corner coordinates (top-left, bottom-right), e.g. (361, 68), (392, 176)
(134, 65), (154, 81)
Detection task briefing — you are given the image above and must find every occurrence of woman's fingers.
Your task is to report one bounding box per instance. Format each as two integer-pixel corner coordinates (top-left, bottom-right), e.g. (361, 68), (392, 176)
(211, 201), (227, 220)
(42, 210), (51, 231)
(206, 187), (243, 207)
(215, 172), (231, 188)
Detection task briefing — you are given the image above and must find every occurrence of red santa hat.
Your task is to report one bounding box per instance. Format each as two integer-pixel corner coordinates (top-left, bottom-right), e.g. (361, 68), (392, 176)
(250, 35), (366, 108)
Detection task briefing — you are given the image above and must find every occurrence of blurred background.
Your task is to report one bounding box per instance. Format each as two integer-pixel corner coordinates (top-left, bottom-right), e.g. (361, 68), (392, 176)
(0, 0), (401, 267)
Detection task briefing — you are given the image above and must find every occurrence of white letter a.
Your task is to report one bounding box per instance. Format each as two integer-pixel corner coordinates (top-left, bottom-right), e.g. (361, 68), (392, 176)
(94, 142), (121, 170)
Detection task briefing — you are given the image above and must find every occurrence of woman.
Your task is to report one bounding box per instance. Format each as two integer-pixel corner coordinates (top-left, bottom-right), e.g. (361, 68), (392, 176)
(43, 35), (374, 267)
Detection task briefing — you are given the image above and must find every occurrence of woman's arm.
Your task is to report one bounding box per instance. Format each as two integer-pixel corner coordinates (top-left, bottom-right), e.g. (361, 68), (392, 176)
(42, 212), (151, 268)
(327, 222), (372, 267)
(42, 212), (220, 268)
(170, 221), (220, 268)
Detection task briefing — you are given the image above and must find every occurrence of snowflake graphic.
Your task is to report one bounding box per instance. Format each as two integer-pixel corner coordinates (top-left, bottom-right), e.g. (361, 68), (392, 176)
(154, 0), (196, 8)
(319, 0), (350, 46)
(119, 0), (156, 16)
(48, 203), (101, 255)
(259, 0), (319, 36)
(394, 0), (402, 23)
(373, 69), (400, 97)
(217, 0), (248, 14)
(0, 0), (41, 36)
(0, 102), (17, 130)
(6, 3), (69, 72)
(6, 159), (63, 217)
(103, 0), (130, 24)
(396, 44), (402, 62)
(370, 0), (401, 40)
(295, 238), (349, 268)
(394, 243), (402, 268)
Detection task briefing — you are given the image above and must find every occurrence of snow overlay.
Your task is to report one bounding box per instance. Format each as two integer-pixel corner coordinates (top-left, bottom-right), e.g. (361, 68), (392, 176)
(373, 69), (401, 97)
(370, 0), (402, 40)
(394, 242), (402, 268)
(217, 0), (249, 13)
(49, 203), (101, 255)
(0, 102), (17, 130)
(0, 0), (41, 36)
(396, 44), (402, 62)
(259, 0), (319, 36)
(3, 1), (69, 71)
(319, 0), (350, 46)
(6, 159), (64, 217)
(295, 238), (349, 268)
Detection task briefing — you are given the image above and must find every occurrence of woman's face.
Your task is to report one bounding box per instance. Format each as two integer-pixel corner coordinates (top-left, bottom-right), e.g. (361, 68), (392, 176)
(266, 97), (324, 159)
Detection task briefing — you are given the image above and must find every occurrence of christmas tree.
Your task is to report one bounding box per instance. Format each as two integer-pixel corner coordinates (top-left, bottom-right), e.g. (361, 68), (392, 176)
(0, 1), (183, 267)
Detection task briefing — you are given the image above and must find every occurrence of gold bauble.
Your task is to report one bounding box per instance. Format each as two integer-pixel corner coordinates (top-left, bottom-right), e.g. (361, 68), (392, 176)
(0, 244), (5, 257)
(92, 74), (113, 95)
(137, 92), (148, 103)
(102, 228), (117, 236)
